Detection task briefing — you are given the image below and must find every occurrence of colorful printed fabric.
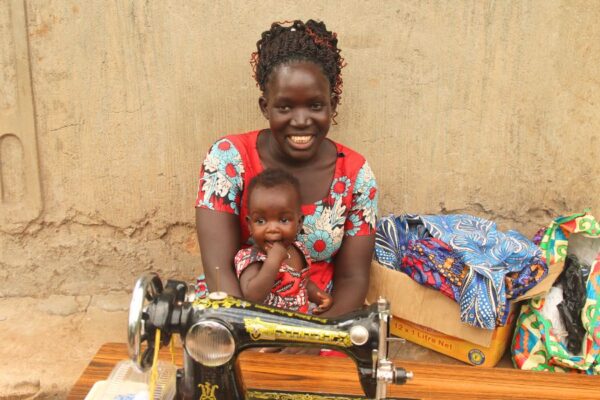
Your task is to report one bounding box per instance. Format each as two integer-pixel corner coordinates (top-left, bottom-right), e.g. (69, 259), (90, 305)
(375, 216), (467, 301)
(403, 238), (466, 301)
(539, 211), (600, 265)
(512, 212), (600, 374)
(234, 241), (311, 313)
(504, 257), (547, 299)
(421, 214), (547, 328)
(375, 214), (430, 267)
(375, 214), (547, 329)
(196, 130), (378, 292)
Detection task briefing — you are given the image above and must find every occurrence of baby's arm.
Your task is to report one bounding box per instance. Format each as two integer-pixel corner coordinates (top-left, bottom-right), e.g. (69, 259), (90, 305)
(239, 243), (287, 303)
(307, 281), (333, 314)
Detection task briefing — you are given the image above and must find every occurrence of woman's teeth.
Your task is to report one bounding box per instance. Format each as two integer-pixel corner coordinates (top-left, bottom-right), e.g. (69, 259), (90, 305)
(289, 135), (312, 144)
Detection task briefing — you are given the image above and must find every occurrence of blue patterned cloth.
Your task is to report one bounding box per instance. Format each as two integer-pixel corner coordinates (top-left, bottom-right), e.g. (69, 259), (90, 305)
(375, 214), (429, 267)
(375, 214), (547, 329)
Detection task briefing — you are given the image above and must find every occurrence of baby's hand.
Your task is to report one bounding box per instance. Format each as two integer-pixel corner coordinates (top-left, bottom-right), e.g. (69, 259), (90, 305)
(312, 291), (333, 315)
(265, 241), (288, 263)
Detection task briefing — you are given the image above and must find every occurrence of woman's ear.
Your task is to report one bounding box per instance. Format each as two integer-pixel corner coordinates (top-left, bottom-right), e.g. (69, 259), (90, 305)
(258, 96), (269, 119)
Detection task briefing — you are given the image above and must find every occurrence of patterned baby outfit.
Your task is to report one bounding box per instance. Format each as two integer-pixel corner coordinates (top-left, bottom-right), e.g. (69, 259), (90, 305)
(235, 241), (311, 312)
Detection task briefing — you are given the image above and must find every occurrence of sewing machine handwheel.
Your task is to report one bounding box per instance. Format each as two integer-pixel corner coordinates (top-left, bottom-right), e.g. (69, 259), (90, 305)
(128, 272), (163, 371)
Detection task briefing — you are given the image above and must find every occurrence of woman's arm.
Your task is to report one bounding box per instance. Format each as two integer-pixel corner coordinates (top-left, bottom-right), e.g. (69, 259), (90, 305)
(196, 207), (243, 297)
(320, 234), (375, 317)
(317, 159), (377, 317)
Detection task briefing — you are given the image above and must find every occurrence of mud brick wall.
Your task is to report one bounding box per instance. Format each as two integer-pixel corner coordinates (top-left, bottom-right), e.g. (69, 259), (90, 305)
(1, 1), (599, 398)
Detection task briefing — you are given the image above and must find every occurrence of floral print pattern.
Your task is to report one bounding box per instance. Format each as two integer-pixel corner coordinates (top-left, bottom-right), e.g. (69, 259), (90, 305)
(195, 130), (378, 291)
(196, 139), (244, 214)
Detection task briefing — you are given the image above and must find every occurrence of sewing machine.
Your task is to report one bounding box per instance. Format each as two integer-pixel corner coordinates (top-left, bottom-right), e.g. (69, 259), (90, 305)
(127, 273), (413, 399)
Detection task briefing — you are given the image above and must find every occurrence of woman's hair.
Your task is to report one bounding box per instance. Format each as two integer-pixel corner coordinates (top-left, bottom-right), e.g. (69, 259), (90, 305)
(250, 19), (345, 103)
(246, 168), (301, 209)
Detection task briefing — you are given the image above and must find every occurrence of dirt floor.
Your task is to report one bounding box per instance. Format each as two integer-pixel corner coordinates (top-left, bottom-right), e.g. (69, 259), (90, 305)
(0, 295), (129, 399)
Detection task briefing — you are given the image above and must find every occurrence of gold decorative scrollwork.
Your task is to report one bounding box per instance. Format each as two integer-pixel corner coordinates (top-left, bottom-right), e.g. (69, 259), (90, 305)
(246, 390), (363, 400)
(193, 296), (250, 310)
(254, 304), (327, 323)
(244, 317), (352, 347)
(198, 381), (219, 400)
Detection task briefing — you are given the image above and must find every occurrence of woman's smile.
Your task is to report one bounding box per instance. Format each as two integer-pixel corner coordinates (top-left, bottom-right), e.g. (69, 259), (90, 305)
(288, 135), (315, 148)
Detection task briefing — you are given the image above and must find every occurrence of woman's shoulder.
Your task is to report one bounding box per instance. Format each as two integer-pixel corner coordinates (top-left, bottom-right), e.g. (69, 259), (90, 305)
(213, 129), (261, 150)
(329, 139), (373, 180)
(330, 139), (367, 164)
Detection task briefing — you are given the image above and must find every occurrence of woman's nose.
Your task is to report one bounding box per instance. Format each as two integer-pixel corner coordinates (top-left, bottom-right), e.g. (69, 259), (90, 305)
(291, 108), (311, 127)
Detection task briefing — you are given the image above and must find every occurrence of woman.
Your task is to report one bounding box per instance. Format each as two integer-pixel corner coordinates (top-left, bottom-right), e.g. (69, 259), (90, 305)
(195, 19), (377, 317)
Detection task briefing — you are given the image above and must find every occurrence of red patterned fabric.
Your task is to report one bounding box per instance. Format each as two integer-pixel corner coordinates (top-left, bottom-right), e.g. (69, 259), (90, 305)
(234, 241), (311, 313)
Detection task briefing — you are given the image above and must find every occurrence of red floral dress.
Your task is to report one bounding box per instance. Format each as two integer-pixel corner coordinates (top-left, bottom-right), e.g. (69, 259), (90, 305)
(234, 241), (311, 312)
(195, 130), (378, 292)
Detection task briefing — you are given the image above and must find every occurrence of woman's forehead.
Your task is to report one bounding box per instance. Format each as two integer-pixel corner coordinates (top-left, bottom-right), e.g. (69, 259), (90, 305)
(265, 62), (331, 94)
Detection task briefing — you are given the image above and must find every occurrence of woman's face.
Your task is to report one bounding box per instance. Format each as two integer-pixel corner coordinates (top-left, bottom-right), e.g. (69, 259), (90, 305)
(259, 61), (337, 163)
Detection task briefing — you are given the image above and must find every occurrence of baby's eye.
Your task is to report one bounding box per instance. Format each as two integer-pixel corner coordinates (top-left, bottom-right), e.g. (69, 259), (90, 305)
(280, 217), (289, 223)
(277, 105), (291, 112)
(311, 103), (323, 111)
(255, 218), (266, 224)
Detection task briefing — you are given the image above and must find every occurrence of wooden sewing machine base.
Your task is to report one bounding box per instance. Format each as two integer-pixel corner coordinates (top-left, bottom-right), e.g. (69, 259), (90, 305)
(67, 343), (599, 400)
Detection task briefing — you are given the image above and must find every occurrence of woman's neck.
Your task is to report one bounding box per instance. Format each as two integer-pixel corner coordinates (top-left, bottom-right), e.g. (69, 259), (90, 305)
(259, 129), (334, 170)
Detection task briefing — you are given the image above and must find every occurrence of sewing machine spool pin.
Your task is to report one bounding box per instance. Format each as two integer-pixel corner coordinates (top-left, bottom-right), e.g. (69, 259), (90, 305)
(127, 274), (413, 399)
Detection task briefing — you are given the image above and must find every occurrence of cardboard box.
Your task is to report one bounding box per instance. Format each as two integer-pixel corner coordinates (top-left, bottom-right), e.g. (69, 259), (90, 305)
(367, 260), (564, 367)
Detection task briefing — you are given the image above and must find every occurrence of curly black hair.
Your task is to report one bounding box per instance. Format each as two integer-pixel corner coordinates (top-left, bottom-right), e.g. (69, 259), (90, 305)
(246, 168), (301, 210)
(250, 19), (346, 103)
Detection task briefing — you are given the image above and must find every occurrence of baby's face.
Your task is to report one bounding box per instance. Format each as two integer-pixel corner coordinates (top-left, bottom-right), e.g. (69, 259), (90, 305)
(246, 185), (302, 253)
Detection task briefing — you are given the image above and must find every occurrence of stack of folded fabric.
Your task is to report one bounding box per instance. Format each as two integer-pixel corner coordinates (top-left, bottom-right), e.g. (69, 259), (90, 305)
(375, 214), (548, 329)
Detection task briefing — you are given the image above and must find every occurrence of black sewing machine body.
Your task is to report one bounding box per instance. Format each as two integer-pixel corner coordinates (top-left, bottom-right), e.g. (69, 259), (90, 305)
(128, 273), (411, 400)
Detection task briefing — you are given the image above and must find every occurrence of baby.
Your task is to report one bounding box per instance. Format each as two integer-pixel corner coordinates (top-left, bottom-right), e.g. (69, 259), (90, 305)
(235, 168), (332, 314)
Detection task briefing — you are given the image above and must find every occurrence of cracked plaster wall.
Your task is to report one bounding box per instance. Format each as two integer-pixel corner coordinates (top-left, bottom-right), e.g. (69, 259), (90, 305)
(0, 0), (599, 343)
(0, 1), (599, 397)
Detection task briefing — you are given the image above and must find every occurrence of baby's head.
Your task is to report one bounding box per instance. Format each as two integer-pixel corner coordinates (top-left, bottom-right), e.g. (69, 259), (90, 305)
(246, 169), (303, 252)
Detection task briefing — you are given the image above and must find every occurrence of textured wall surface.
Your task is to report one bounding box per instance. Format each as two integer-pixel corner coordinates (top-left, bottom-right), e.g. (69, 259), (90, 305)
(0, 0), (599, 397)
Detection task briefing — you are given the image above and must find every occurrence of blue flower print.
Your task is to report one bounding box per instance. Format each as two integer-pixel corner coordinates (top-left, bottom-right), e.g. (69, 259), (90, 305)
(199, 139), (244, 214)
(352, 162), (378, 228)
(330, 177), (351, 200)
(305, 230), (335, 260)
(345, 213), (361, 236)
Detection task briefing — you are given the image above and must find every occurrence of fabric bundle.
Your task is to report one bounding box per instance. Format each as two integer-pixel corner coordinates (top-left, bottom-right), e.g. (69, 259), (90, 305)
(512, 212), (600, 374)
(375, 214), (548, 329)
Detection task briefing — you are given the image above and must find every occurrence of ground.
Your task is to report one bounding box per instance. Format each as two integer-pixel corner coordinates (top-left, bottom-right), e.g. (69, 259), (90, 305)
(0, 295), (129, 399)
